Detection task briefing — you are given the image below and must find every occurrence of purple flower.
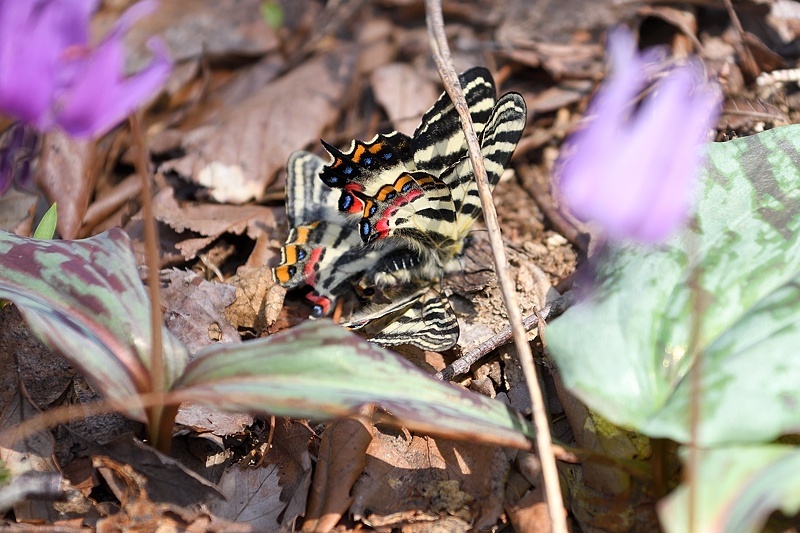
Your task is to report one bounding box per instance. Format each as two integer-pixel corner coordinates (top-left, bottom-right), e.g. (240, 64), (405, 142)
(556, 29), (721, 243)
(0, 0), (171, 138)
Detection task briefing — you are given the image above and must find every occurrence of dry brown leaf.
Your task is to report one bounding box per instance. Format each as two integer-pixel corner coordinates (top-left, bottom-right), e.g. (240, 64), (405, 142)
(209, 419), (312, 531)
(350, 430), (509, 530)
(35, 131), (95, 239)
(0, 379), (66, 522)
(371, 63), (439, 135)
(208, 463), (285, 530)
(163, 50), (357, 203)
(0, 187), (37, 235)
(93, 452), (246, 533)
(175, 402), (253, 436)
(506, 486), (552, 533)
(224, 265), (285, 331)
(142, 187), (280, 262)
(92, 435), (222, 507)
(303, 416), (374, 532)
(160, 268), (240, 356)
(0, 306), (74, 412)
(121, 0), (279, 67)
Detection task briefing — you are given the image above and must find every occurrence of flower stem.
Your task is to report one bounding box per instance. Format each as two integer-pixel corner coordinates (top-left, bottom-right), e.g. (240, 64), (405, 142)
(130, 114), (170, 452)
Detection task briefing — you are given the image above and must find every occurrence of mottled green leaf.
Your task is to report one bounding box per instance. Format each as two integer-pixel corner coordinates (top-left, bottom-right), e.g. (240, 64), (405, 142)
(0, 229), (188, 415)
(175, 320), (534, 449)
(32, 203), (57, 240)
(547, 124), (800, 446)
(659, 445), (800, 533)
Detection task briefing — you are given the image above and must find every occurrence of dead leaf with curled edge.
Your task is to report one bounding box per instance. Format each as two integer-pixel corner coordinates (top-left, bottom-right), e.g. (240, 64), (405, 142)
(224, 266), (285, 331)
(142, 187), (280, 262)
(35, 130), (95, 240)
(162, 49), (358, 204)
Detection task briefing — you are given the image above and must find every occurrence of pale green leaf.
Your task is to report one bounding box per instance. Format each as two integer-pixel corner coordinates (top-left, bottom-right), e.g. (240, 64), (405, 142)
(547, 124), (800, 446)
(32, 203), (57, 240)
(176, 320), (534, 449)
(660, 445), (800, 533)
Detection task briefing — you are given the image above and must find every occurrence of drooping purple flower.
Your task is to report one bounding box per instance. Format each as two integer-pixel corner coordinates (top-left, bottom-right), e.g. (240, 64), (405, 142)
(555, 29), (721, 243)
(0, 0), (171, 138)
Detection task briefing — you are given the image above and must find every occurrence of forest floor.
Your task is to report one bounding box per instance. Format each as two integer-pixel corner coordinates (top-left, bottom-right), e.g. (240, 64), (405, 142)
(1, 0), (800, 531)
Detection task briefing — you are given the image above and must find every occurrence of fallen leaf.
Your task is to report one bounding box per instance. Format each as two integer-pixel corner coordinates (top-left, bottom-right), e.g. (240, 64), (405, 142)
(350, 430), (509, 530)
(209, 420), (312, 532)
(161, 269), (240, 356)
(175, 402), (253, 436)
(371, 63), (439, 135)
(123, 0), (280, 67)
(35, 131), (95, 240)
(0, 381), (62, 522)
(304, 416), (374, 532)
(224, 265), (285, 331)
(149, 187), (280, 261)
(92, 435), (222, 508)
(163, 50), (358, 203)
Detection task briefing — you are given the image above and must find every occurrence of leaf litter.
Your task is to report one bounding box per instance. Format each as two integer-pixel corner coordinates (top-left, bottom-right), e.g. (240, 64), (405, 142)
(2, 0), (800, 530)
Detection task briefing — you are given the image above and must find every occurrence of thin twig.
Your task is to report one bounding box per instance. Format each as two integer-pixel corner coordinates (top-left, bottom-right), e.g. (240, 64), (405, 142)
(424, 3), (568, 531)
(723, 0), (759, 79)
(435, 291), (575, 381)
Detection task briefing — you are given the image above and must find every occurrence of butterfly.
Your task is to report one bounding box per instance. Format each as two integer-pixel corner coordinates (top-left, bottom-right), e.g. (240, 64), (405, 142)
(273, 67), (526, 350)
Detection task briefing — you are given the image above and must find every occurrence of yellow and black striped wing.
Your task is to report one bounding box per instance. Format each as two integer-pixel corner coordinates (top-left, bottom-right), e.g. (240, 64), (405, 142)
(345, 288), (459, 351)
(353, 92), (527, 254)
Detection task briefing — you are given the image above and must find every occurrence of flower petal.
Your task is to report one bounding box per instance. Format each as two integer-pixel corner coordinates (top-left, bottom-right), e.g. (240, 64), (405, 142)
(56, 36), (171, 138)
(0, 0), (97, 127)
(555, 28), (721, 244)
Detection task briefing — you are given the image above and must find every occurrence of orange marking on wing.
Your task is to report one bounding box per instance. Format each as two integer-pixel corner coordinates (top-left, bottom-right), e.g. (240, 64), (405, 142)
(294, 222), (318, 244)
(282, 245), (298, 264)
(362, 198), (375, 218)
(368, 142), (385, 154)
(274, 265), (292, 283)
(351, 144), (367, 162)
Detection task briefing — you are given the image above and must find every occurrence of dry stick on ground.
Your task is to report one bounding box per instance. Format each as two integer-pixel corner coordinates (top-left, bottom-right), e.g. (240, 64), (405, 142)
(423, 2), (568, 531)
(435, 291), (575, 381)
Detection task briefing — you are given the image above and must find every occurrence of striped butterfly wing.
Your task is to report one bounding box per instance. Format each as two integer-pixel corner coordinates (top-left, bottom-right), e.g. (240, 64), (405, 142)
(440, 92), (528, 237)
(274, 151), (389, 316)
(354, 92), (527, 253)
(411, 66), (498, 175)
(345, 288), (459, 351)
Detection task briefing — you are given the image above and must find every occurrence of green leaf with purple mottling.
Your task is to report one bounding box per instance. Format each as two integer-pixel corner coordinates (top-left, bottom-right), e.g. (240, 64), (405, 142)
(0, 228), (188, 417)
(548, 125), (800, 446)
(176, 320), (534, 449)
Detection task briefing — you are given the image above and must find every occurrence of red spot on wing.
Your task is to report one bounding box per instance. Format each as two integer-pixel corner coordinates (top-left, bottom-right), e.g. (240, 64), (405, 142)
(372, 189), (423, 239)
(305, 293), (332, 315)
(302, 247), (325, 285)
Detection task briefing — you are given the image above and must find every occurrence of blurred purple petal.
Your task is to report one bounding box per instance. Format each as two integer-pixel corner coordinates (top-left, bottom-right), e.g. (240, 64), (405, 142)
(0, 0), (170, 138)
(556, 28), (721, 243)
(57, 37), (171, 137)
